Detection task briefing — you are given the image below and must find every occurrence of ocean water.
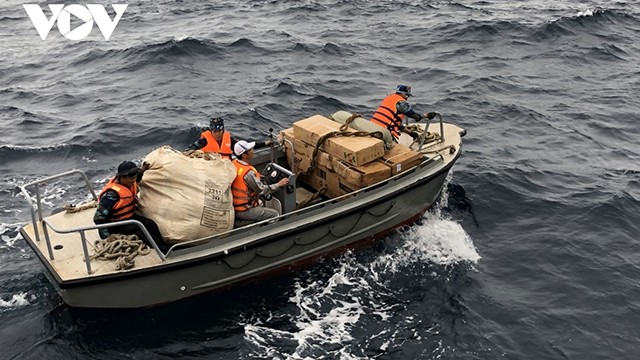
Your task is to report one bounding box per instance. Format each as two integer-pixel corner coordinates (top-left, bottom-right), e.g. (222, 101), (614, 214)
(1, 0), (639, 359)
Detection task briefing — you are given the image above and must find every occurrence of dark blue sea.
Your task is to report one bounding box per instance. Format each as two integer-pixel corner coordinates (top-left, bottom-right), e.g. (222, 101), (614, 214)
(2, 0), (639, 359)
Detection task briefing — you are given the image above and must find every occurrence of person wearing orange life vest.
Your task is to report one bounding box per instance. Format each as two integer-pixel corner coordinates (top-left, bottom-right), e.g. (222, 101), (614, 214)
(186, 117), (273, 159)
(231, 140), (289, 224)
(370, 85), (438, 141)
(93, 160), (169, 253)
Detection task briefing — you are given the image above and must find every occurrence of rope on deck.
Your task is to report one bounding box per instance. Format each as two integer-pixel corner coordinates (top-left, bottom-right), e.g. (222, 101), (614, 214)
(91, 234), (151, 270)
(403, 124), (457, 154)
(64, 199), (98, 213)
(182, 150), (223, 160)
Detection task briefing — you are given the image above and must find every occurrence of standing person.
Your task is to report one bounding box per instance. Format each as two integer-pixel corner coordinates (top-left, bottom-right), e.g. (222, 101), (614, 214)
(93, 160), (169, 253)
(370, 84), (438, 141)
(186, 116), (273, 159)
(231, 140), (289, 224)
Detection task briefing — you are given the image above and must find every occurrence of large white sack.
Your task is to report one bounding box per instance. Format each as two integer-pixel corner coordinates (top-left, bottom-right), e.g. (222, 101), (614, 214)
(331, 110), (395, 150)
(137, 146), (237, 243)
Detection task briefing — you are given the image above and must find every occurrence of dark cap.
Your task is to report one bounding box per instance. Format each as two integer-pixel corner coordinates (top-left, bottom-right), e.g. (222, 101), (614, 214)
(116, 161), (140, 177)
(210, 117), (224, 131)
(396, 84), (412, 97)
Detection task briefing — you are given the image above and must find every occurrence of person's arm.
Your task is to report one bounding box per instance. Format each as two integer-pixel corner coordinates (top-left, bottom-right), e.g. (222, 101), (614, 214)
(396, 101), (437, 121)
(232, 136), (271, 150)
(254, 140), (271, 149)
(136, 162), (149, 183)
(93, 189), (119, 239)
(185, 137), (207, 151)
(396, 101), (422, 121)
(244, 170), (287, 198)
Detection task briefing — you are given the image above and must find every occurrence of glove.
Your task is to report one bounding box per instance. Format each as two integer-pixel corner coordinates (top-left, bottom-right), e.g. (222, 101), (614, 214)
(409, 131), (420, 140)
(426, 112), (437, 120)
(277, 132), (285, 146)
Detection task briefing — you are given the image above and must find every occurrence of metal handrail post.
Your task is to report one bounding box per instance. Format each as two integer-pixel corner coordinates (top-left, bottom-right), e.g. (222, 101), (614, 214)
(35, 183), (43, 222)
(44, 219), (167, 262)
(283, 138), (295, 175)
(79, 231), (93, 274)
(22, 188), (40, 243)
(41, 221), (55, 260)
(438, 113), (445, 143)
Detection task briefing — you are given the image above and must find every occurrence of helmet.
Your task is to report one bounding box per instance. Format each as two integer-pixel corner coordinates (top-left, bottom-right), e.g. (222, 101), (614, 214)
(396, 84), (412, 97)
(210, 117), (224, 131)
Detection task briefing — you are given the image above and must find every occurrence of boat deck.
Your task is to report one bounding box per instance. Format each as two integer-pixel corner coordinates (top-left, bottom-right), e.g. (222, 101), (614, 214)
(22, 209), (164, 281)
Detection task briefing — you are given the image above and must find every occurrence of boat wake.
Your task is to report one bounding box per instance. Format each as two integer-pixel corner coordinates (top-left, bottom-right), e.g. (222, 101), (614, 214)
(242, 178), (480, 359)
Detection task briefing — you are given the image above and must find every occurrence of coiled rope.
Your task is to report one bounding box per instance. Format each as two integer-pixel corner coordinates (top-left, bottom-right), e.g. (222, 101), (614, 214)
(403, 124), (456, 154)
(64, 200), (98, 213)
(91, 234), (151, 270)
(182, 150), (224, 160)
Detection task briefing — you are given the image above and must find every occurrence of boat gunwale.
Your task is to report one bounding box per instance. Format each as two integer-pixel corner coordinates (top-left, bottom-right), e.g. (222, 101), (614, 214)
(20, 147), (460, 289)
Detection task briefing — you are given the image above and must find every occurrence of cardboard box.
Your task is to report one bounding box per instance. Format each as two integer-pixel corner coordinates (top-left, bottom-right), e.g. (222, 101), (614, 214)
(293, 115), (341, 146)
(301, 159), (393, 199)
(333, 159), (391, 187)
(293, 115), (385, 167)
(378, 143), (423, 175)
(283, 135), (334, 173)
(301, 164), (346, 199)
(322, 135), (385, 167)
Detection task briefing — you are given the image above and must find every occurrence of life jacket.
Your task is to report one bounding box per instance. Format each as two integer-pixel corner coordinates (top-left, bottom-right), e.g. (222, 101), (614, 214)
(200, 131), (233, 159)
(231, 159), (260, 212)
(99, 178), (138, 221)
(370, 93), (405, 140)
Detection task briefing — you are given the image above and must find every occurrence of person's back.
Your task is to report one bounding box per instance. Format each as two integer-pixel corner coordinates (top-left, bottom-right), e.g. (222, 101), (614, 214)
(371, 84), (437, 141)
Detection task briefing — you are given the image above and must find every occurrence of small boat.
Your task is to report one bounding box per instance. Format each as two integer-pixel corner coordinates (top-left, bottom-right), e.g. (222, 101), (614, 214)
(18, 114), (466, 308)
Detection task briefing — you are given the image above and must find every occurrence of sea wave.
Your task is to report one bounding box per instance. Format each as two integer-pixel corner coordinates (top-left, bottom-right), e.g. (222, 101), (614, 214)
(242, 180), (478, 359)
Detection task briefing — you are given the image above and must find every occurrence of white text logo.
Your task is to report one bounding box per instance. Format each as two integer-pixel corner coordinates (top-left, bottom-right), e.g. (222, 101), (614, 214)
(23, 4), (128, 41)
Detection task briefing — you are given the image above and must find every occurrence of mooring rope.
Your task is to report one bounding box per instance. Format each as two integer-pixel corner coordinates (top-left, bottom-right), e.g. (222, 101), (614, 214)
(296, 187), (327, 210)
(182, 150), (224, 160)
(64, 199), (98, 213)
(91, 234), (151, 270)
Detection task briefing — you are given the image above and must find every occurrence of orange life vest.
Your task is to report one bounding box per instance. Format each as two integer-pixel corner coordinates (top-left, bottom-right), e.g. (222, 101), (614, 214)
(370, 93), (405, 139)
(231, 159), (260, 212)
(200, 131), (233, 159)
(99, 178), (138, 221)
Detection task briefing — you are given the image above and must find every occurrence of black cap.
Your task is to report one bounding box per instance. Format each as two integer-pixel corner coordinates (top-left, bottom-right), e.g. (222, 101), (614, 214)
(116, 161), (140, 177)
(396, 84), (412, 97)
(210, 117), (224, 130)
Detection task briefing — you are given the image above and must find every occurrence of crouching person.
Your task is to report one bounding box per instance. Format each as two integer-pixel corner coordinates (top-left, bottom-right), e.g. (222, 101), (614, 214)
(93, 160), (170, 253)
(232, 141), (288, 224)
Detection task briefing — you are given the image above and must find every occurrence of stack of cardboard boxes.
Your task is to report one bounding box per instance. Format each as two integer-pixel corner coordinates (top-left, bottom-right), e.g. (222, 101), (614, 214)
(281, 114), (423, 198)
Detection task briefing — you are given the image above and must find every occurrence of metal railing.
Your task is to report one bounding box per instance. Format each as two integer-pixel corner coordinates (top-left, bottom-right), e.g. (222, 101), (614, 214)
(19, 170), (166, 274)
(415, 113), (445, 151)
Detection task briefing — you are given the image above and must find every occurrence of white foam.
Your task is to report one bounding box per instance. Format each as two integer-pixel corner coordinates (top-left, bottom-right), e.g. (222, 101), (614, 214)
(243, 174), (479, 358)
(0, 223), (23, 248)
(173, 35), (190, 42)
(577, 9), (594, 17)
(0, 293), (31, 310)
(0, 143), (69, 151)
(82, 155), (97, 163)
